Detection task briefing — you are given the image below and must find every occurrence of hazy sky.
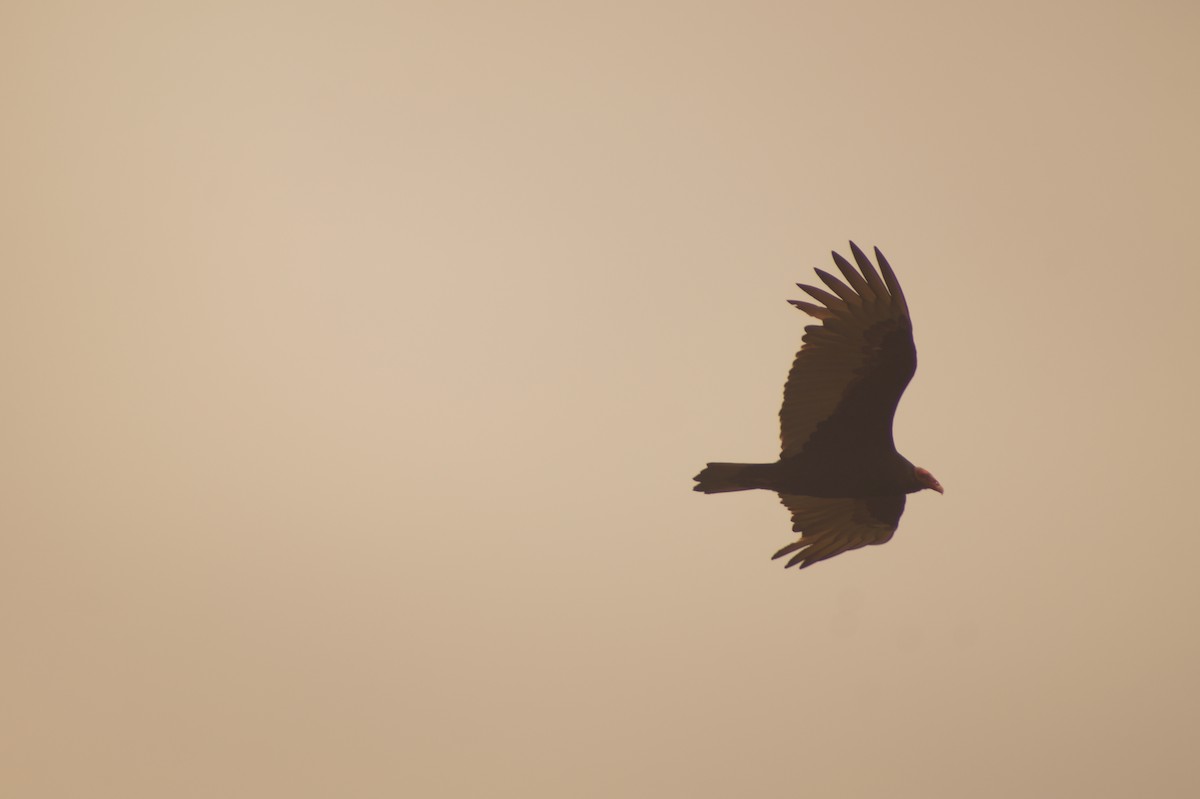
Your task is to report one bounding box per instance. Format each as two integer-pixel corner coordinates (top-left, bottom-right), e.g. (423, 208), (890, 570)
(5, 2), (1199, 797)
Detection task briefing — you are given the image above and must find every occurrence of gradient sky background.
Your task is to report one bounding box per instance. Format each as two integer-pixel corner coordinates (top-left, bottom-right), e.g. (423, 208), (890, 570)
(5, 2), (1199, 797)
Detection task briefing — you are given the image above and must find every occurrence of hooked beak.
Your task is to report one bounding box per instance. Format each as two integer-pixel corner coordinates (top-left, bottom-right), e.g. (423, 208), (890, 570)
(916, 467), (943, 494)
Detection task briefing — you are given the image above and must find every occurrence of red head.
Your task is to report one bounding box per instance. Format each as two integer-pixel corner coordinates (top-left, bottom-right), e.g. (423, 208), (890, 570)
(915, 467), (944, 494)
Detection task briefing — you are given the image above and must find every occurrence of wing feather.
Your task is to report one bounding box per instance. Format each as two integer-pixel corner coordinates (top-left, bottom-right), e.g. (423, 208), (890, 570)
(787, 300), (834, 319)
(772, 494), (905, 569)
(814, 268), (859, 302)
(798, 283), (848, 312)
(831, 251), (874, 299)
(780, 243), (916, 459)
(849, 242), (888, 302)
(874, 247), (909, 316)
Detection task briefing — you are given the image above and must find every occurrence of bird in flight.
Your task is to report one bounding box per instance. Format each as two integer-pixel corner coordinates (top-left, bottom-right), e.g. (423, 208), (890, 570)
(693, 243), (942, 569)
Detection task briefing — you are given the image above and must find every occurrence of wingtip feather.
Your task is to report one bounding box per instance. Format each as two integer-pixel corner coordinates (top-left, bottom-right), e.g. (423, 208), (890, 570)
(772, 540), (804, 560)
(814, 268), (857, 302)
(872, 247), (909, 315)
(788, 299), (833, 319)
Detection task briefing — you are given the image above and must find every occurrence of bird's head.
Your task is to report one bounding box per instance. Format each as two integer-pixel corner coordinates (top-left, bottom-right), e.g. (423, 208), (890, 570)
(915, 466), (944, 494)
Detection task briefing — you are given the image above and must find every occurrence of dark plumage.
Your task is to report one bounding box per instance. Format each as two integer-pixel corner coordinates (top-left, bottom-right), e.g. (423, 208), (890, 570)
(693, 243), (942, 569)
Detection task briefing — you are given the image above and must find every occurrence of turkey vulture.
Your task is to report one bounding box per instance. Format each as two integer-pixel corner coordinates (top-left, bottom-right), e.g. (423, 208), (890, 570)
(693, 243), (942, 569)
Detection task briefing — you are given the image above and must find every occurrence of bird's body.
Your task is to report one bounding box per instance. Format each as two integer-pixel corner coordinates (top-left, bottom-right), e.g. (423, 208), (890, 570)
(693, 243), (941, 569)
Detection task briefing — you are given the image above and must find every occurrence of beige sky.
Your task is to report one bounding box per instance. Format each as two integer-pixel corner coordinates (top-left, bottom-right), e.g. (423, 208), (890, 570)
(4, 1), (1199, 797)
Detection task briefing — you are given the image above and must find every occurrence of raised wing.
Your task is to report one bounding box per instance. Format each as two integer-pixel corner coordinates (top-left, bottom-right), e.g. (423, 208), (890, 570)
(780, 243), (916, 459)
(772, 494), (906, 569)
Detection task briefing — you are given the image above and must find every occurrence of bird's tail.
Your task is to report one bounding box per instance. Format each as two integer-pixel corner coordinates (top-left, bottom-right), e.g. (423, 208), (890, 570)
(692, 462), (772, 494)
